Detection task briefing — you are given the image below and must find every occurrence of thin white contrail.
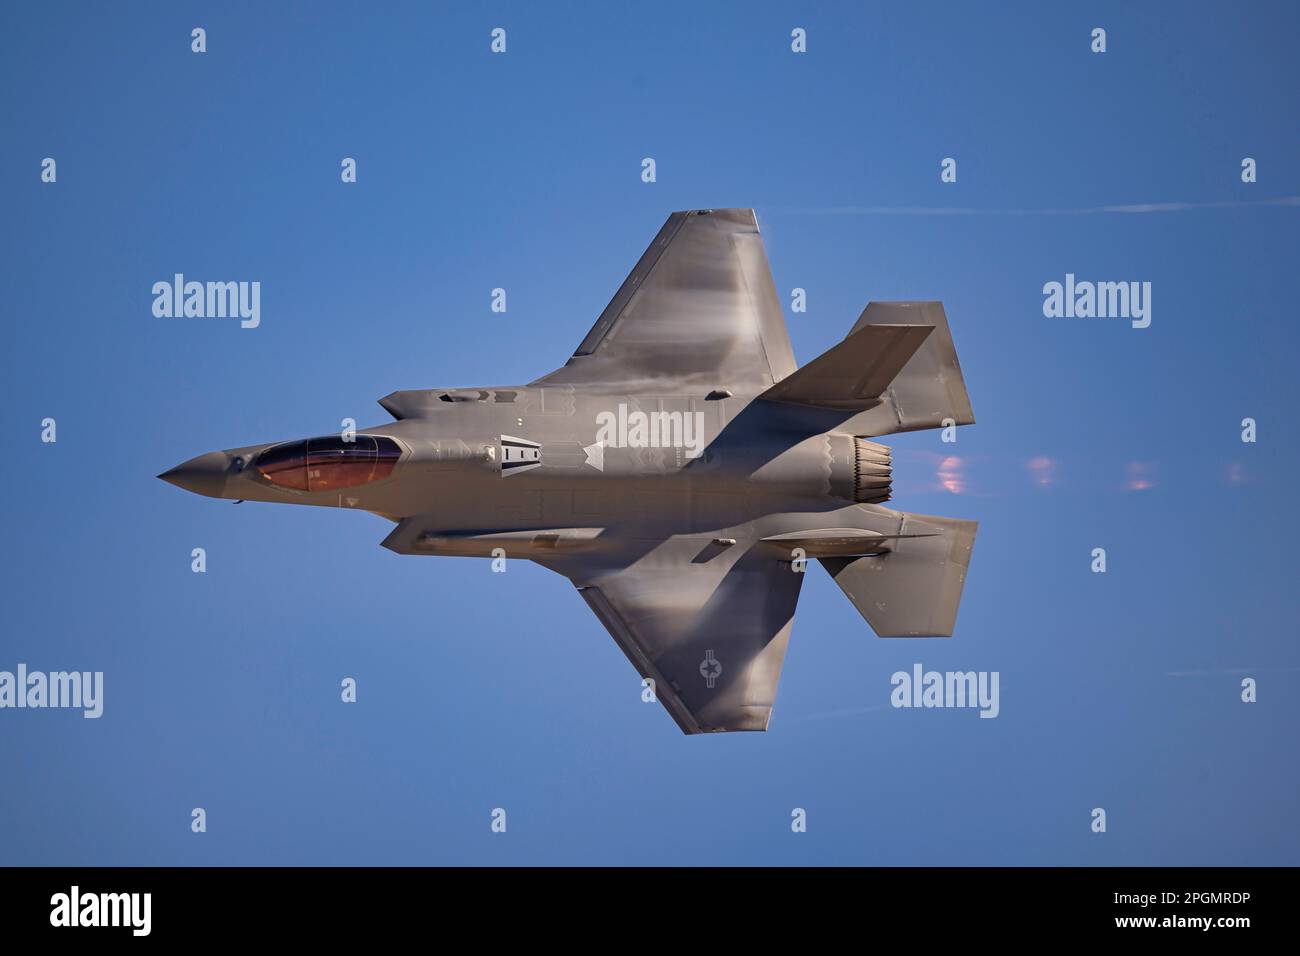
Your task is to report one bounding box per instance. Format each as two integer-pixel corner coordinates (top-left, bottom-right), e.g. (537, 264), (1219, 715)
(776, 196), (1300, 216)
(783, 703), (892, 724)
(1166, 666), (1300, 678)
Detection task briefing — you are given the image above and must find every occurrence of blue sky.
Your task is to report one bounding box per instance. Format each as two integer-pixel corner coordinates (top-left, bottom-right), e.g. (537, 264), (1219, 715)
(1, 1), (1297, 865)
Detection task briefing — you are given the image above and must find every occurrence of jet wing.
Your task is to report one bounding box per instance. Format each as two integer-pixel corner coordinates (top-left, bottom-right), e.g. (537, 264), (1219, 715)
(532, 208), (797, 391)
(538, 538), (805, 733)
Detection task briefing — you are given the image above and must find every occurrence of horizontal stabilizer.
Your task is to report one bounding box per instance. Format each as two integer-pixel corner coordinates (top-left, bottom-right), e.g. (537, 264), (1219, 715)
(820, 512), (976, 637)
(760, 324), (934, 410)
(847, 301), (975, 433)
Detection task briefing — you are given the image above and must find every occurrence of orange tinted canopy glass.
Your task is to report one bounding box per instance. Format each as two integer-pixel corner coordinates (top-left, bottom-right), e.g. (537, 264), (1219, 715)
(255, 436), (401, 491)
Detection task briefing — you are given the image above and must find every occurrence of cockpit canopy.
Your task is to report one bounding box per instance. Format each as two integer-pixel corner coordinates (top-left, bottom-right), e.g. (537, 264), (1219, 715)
(254, 435), (402, 491)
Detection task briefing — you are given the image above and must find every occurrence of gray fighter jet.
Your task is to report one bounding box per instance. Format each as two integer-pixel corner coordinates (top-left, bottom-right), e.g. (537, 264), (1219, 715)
(161, 208), (977, 734)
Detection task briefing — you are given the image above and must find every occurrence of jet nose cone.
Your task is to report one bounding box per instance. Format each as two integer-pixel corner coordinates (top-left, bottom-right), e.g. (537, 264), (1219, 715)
(158, 451), (232, 498)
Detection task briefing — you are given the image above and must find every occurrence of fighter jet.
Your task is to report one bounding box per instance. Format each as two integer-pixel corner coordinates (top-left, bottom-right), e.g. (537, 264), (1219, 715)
(160, 208), (977, 734)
